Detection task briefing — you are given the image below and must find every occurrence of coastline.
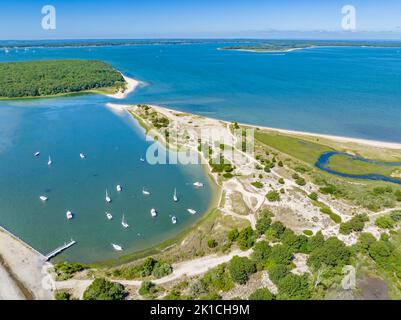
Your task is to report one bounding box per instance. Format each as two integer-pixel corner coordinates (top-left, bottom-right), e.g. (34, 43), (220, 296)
(0, 226), (53, 300)
(105, 75), (141, 99)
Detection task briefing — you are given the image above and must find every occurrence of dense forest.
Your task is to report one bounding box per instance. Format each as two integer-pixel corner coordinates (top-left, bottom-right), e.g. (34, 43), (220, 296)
(0, 59), (126, 98)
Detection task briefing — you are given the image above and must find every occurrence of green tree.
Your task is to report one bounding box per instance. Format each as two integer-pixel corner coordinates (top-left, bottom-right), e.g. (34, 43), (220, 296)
(277, 274), (312, 300)
(255, 210), (272, 235)
(228, 256), (256, 285)
(249, 288), (275, 300)
(83, 278), (126, 300)
(237, 227), (255, 250)
(308, 237), (351, 269)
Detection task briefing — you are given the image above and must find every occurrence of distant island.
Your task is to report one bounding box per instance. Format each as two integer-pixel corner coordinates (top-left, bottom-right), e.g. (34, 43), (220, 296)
(219, 40), (401, 52)
(0, 60), (128, 99)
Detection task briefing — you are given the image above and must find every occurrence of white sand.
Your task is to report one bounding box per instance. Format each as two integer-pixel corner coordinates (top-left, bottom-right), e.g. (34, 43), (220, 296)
(0, 227), (53, 300)
(106, 75), (141, 99)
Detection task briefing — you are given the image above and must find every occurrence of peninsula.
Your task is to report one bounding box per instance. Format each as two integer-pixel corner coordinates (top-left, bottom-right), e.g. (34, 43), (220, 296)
(0, 59), (136, 99)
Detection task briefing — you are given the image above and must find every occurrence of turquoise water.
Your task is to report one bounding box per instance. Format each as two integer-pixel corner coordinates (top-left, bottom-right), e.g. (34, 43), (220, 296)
(1, 42), (401, 141)
(316, 152), (401, 184)
(1, 41), (401, 262)
(0, 97), (213, 263)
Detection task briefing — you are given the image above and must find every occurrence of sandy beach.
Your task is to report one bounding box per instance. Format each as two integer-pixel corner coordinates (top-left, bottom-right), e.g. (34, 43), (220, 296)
(0, 227), (53, 300)
(106, 74), (141, 99)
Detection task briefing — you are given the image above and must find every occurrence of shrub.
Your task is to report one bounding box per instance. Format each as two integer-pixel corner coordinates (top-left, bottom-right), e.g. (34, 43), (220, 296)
(390, 210), (401, 222)
(202, 264), (234, 292)
(303, 230), (314, 236)
(248, 288), (275, 300)
(375, 216), (395, 229)
(266, 191), (281, 202)
(295, 177), (306, 186)
(237, 227), (256, 250)
(308, 237), (350, 269)
(278, 178), (285, 185)
(83, 278), (125, 300)
(152, 262), (173, 279)
(54, 262), (86, 281)
(228, 256), (256, 285)
(207, 239), (218, 249)
(308, 192), (318, 201)
(251, 241), (272, 268)
(139, 281), (155, 297)
(278, 161), (284, 168)
(228, 228), (239, 242)
(268, 264), (290, 284)
(251, 181), (264, 189)
(255, 210), (272, 235)
(339, 214), (368, 235)
(320, 207), (342, 224)
(55, 291), (71, 300)
(358, 232), (377, 252)
(265, 222), (286, 241)
(268, 244), (293, 266)
(277, 274), (312, 300)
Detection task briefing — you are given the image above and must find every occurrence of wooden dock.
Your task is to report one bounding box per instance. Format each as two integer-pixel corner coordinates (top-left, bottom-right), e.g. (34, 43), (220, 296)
(44, 240), (76, 261)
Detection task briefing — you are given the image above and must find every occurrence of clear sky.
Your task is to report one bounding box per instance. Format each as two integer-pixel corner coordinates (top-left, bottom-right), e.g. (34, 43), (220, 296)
(1, 0), (401, 40)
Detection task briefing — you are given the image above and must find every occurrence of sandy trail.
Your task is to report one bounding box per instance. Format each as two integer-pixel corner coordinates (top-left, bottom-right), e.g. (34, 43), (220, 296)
(56, 249), (252, 299)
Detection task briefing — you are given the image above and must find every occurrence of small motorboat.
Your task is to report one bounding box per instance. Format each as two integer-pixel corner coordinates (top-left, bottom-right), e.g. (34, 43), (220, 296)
(193, 182), (204, 188)
(140, 157), (145, 162)
(47, 156), (52, 166)
(142, 188), (150, 196)
(150, 208), (157, 218)
(80, 153), (86, 159)
(187, 209), (197, 215)
(171, 216), (177, 224)
(106, 212), (113, 220)
(105, 189), (112, 203)
(66, 211), (73, 220)
(121, 214), (129, 228)
(34, 151), (40, 157)
(112, 243), (123, 251)
(39, 196), (48, 202)
(173, 188), (178, 202)
(116, 185), (122, 192)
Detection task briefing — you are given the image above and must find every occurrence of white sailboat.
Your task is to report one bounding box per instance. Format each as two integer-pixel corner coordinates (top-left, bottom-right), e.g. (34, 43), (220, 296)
(150, 208), (157, 217)
(106, 212), (113, 220)
(116, 185), (122, 192)
(187, 208), (197, 215)
(34, 151), (40, 157)
(171, 216), (177, 224)
(193, 182), (204, 188)
(112, 243), (123, 251)
(121, 214), (129, 228)
(105, 189), (112, 203)
(80, 153), (86, 159)
(47, 156), (52, 166)
(39, 196), (48, 202)
(66, 211), (73, 220)
(173, 188), (178, 202)
(142, 188), (150, 196)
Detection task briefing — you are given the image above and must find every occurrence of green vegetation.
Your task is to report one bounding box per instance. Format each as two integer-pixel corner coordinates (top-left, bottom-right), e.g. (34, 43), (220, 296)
(54, 262), (86, 281)
(328, 154), (401, 177)
(112, 257), (172, 280)
(83, 278), (126, 300)
(308, 237), (351, 269)
(251, 181), (264, 189)
(266, 190), (281, 202)
(339, 214), (369, 235)
(228, 256), (256, 284)
(139, 281), (156, 298)
(207, 239), (218, 248)
(236, 226), (256, 250)
(375, 215), (396, 229)
(0, 60), (126, 99)
(54, 291), (72, 300)
(248, 288), (275, 300)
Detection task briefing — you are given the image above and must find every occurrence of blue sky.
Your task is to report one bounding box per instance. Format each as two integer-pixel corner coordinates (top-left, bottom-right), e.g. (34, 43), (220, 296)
(1, 0), (401, 39)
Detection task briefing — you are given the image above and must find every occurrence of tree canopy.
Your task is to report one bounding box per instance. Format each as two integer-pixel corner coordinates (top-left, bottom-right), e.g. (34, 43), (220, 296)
(0, 59), (126, 98)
